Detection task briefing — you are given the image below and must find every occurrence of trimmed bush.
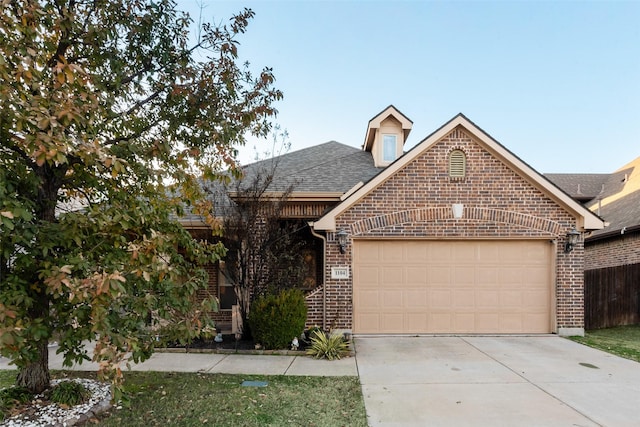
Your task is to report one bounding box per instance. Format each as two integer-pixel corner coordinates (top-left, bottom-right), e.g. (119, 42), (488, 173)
(248, 289), (307, 350)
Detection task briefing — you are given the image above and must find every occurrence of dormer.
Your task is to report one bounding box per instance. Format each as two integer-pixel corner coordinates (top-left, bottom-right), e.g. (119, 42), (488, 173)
(363, 105), (413, 167)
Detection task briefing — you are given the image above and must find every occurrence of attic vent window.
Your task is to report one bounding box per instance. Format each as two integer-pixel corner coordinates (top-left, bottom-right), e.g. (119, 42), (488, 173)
(449, 150), (466, 179)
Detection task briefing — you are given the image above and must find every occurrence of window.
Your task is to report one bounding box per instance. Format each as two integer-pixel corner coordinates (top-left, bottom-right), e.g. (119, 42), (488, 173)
(218, 261), (237, 310)
(383, 135), (397, 162)
(449, 150), (466, 178)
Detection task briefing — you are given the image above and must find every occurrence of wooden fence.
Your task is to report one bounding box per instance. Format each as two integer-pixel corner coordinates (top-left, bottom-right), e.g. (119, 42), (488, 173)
(584, 263), (640, 329)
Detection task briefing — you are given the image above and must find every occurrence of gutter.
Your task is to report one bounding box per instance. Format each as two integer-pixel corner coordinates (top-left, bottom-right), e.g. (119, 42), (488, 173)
(308, 222), (327, 331)
(585, 224), (640, 243)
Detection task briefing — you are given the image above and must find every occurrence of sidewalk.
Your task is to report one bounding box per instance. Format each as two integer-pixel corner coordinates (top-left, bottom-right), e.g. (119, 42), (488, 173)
(0, 344), (358, 377)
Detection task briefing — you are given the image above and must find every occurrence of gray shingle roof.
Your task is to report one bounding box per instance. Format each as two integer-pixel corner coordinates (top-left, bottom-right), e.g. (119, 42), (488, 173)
(240, 141), (382, 194)
(544, 174), (610, 202)
(583, 157), (640, 239)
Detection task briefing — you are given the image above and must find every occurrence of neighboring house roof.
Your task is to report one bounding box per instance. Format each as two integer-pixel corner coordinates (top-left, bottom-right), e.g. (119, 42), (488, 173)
(314, 113), (606, 232)
(544, 173), (609, 202)
(583, 156), (640, 240)
(240, 141), (382, 198)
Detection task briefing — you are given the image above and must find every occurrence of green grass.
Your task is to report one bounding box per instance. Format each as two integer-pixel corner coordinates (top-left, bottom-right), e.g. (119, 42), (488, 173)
(1, 369), (367, 426)
(570, 324), (640, 363)
(0, 370), (15, 389)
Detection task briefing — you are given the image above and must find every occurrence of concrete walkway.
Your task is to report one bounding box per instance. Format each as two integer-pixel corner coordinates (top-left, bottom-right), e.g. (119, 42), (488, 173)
(0, 344), (358, 377)
(356, 336), (640, 427)
(3, 336), (640, 426)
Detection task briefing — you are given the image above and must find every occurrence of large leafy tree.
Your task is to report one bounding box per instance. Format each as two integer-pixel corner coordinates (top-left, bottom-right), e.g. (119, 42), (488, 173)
(0, 0), (282, 393)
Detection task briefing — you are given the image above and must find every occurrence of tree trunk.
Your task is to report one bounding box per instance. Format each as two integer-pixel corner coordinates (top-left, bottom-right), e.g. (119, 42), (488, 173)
(16, 339), (50, 393)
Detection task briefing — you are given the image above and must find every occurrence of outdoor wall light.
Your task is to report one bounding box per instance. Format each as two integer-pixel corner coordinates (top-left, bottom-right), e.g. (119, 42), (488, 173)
(564, 228), (581, 253)
(336, 229), (348, 254)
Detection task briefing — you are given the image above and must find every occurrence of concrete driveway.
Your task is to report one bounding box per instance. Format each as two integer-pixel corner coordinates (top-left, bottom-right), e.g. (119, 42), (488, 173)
(355, 336), (640, 427)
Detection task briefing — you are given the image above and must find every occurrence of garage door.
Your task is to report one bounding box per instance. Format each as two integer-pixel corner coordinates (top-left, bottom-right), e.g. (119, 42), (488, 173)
(353, 240), (553, 334)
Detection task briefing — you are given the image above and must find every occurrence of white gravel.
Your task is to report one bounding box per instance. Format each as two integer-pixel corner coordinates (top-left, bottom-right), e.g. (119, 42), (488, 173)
(1, 378), (112, 427)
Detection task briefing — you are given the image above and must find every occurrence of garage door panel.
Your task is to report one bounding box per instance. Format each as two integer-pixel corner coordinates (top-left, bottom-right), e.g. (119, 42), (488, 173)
(500, 290), (523, 307)
(430, 289), (452, 308)
(406, 242), (429, 262)
(524, 290), (549, 307)
(381, 313), (404, 332)
(453, 290), (475, 308)
(406, 313), (428, 331)
(357, 313), (381, 332)
(382, 268), (403, 286)
(382, 291), (402, 308)
(356, 267), (380, 285)
(405, 290), (428, 308)
(476, 313), (501, 332)
(430, 313), (453, 332)
(453, 244), (476, 262)
(428, 267), (451, 285)
(476, 290), (500, 308)
(525, 266), (549, 282)
(357, 290), (381, 309)
(500, 314), (524, 332)
(477, 267), (498, 286)
(406, 266), (428, 285)
(454, 313), (475, 332)
(353, 240), (552, 334)
(453, 267), (476, 286)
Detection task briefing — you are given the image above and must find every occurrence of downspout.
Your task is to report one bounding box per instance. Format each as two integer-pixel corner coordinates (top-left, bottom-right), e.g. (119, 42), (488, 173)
(308, 222), (327, 331)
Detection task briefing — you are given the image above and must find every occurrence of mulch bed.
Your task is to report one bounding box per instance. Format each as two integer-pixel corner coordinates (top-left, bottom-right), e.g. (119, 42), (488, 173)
(164, 334), (311, 354)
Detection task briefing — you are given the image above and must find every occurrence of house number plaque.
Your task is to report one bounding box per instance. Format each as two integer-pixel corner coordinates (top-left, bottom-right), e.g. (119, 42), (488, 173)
(331, 267), (350, 279)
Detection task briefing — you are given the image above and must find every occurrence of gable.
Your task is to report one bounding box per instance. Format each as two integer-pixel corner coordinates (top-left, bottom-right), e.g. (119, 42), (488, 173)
(585, 156), (640, 239)
(314, 114), (605, 233)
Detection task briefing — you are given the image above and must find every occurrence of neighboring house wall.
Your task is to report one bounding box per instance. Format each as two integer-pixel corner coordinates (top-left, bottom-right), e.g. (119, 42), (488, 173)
(585, 232), (640, 270)
(323, 126), (583, 332)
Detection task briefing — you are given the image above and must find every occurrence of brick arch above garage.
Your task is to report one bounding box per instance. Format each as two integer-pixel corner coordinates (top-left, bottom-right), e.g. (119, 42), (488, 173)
(348, 207), (563, 237)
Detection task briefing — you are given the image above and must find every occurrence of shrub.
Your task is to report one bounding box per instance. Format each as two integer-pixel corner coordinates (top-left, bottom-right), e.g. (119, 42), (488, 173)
(305, 330), (350, 360)
(248, 289), (307, 350)
(0, 386), (33, 420)
(49, 380), (89, 406)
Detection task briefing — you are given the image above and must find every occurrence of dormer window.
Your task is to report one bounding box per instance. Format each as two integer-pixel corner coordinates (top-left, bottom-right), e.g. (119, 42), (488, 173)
(383, 135), (397, 162)
(363, 106), (413, 167)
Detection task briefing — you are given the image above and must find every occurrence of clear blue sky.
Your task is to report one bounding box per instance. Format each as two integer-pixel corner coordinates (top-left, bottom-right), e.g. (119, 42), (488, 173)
(176, 0), (640, 173)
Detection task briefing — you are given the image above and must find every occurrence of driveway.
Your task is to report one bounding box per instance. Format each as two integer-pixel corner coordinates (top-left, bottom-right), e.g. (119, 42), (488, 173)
(355, 336), (640, 427)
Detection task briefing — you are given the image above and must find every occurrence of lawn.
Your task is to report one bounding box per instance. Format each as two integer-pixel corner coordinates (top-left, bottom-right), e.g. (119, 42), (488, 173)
(0, 370), (367, 426)
(569, 324), (640, 363)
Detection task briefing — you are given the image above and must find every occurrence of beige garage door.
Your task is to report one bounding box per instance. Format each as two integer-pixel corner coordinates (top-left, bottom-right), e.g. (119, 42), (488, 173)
(353, 240), (553, 334)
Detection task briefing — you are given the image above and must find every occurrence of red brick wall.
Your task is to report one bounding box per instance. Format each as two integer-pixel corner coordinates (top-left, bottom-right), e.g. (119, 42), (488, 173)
(196, 260), (233, 328)
(585, 231), (640, 270)
(304, 285), (324, 328)
(324, 126), (583, 332)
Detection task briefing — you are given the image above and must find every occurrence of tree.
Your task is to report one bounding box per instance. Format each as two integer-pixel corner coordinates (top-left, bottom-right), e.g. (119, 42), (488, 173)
(0, 1), (282, 394)
(214, 133), (306, 339)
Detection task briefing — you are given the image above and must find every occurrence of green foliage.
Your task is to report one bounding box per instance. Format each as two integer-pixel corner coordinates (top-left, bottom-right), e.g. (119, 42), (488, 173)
(0, 386), (33, 420)
(0, 0), (282, 393)
(305, 330), (350, 360)
(0, 386), (33, 405)
(248, 289), (307, 349)
(49, 380), (89, 406)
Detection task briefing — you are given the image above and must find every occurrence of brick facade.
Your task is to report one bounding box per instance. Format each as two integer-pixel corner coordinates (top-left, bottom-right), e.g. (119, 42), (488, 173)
(585, 231), (640, 270)
(196, 260), (234, 329)
(315, 127), (584, 333)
